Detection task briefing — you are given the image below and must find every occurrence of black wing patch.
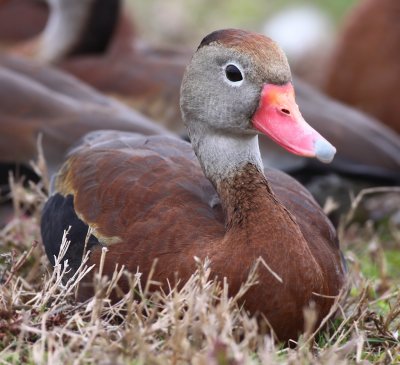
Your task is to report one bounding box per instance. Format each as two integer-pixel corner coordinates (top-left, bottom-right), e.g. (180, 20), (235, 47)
(41, 193), (100, 280)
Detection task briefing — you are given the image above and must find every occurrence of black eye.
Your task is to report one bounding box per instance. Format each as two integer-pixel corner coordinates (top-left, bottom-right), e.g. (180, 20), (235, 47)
(225, 64), (243, 82)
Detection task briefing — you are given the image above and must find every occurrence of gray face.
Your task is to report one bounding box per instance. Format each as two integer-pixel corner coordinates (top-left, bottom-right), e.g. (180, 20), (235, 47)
(180, 43), (291, 137)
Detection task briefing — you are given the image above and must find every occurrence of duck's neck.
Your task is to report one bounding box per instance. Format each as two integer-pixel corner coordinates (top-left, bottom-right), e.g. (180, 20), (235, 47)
(191, 131), (264, 186)
(39, 0), (120, 62)
(218, 162), (277, 230)
(190, 129), (272, 226)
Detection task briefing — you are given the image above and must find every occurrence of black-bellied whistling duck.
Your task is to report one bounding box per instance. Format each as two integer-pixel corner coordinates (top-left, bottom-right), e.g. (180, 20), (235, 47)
(324, 0), (400, 134)
(41, 29), (346, 342)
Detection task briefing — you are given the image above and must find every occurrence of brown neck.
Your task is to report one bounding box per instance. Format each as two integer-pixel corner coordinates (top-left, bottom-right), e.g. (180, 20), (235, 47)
(215, 162), (324, 298)
(217, 163), (300, 240)
(216, 163), (328, 296)
(217, 163), (272, 230)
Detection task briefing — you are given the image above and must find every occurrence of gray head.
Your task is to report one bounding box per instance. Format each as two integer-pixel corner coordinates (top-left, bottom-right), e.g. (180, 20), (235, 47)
(180, 29), (291, 137)
(180, 29), (336, 180)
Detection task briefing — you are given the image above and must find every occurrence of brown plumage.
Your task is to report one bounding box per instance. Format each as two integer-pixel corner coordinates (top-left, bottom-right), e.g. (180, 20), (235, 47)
(324, 0), (400, 133)
(55, 134), (342, 341)
(41, 29), (346, 342)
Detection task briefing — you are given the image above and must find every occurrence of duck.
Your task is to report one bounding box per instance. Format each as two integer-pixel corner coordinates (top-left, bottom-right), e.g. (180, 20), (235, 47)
(40, 29), (347, 342)
(324, 0), (400, 134)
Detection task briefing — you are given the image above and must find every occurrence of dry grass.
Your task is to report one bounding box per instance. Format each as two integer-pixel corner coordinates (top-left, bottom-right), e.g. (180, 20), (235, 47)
(1, 170), (400, 364)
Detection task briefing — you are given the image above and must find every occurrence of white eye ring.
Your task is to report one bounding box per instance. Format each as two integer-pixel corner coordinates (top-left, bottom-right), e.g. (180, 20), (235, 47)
(222, 62), (244, 87)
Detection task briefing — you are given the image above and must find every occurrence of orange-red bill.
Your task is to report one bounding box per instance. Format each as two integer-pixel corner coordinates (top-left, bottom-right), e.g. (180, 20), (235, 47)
(252, 83), (336, 163)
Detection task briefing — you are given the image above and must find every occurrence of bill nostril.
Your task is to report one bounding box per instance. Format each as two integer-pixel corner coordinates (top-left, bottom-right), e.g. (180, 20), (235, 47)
(281, 108), (290, 115)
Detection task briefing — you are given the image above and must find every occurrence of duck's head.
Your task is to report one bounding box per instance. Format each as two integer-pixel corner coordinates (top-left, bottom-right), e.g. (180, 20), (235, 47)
(180, 29), (336, 163)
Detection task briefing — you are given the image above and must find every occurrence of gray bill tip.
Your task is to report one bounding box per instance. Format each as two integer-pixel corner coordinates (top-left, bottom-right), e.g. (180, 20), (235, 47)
(314, 139), (336, 164)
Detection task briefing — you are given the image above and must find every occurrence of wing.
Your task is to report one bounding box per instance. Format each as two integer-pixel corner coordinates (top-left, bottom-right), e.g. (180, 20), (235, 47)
(43, 131), (223, 248)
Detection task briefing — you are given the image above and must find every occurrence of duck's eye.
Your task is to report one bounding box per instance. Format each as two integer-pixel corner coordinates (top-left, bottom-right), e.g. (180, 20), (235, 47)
(225, 64), (243, 82)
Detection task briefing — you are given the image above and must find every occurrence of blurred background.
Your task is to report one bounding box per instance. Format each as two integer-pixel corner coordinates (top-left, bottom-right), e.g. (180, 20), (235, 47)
(0, 0), (359, 84)
(127, 0), (357, 45)
(127, 0), (358, 85)
(1, 0), (363, 95)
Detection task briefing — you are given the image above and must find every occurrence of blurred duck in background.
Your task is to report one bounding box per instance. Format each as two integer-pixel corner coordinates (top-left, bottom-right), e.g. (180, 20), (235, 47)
(324, 0), (400, 134)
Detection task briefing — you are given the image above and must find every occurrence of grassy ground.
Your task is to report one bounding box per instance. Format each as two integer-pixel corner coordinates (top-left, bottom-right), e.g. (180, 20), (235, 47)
(0, 162), (399, 364)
